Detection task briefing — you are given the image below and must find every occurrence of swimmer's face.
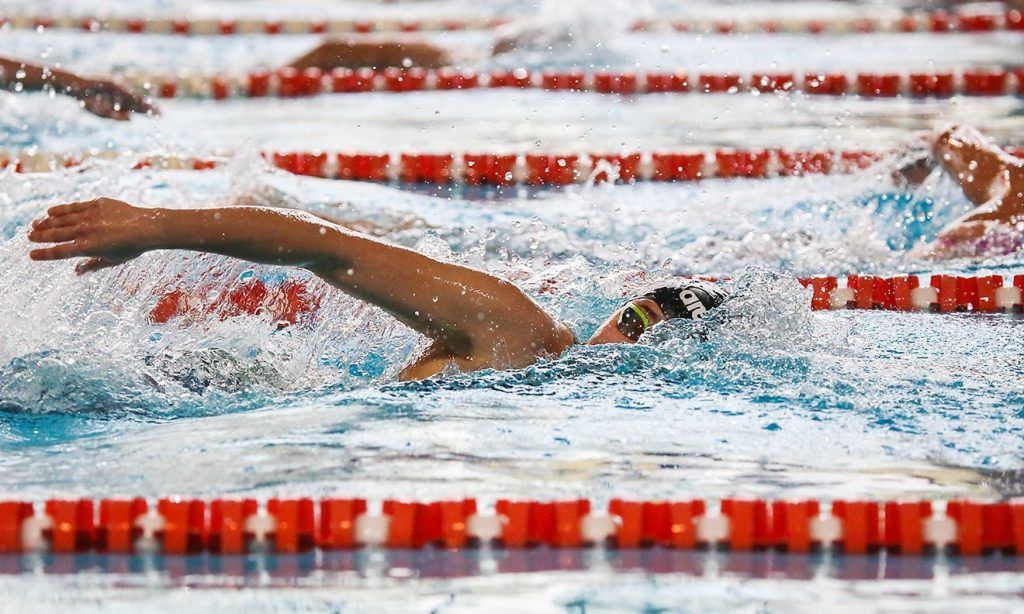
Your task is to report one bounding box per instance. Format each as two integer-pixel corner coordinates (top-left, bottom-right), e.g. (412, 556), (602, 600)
(586, 298), (666, 345)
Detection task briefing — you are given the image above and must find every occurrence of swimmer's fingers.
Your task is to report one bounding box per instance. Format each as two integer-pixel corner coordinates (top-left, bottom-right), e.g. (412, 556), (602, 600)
(46, 200), (93, 218)
(28, 241), (87, 261)
(82, 95), (129, 121)
(74, 78), (150, 120)
(122, 90), (160, 116)
(104, 79), (159, 114)
(107, 89), (157, 116)
(31, 211), (86, 231)
(27, 224), (87, 244)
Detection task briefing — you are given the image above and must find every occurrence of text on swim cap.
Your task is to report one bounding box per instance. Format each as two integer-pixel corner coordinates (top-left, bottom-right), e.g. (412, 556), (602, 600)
(680, 289), (707, 319)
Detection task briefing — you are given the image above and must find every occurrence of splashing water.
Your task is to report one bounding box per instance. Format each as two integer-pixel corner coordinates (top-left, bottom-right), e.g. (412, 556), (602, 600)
(491, 0), (653, 68)
(0, 154), (1019, 501)
(0, 150), (1010, 419)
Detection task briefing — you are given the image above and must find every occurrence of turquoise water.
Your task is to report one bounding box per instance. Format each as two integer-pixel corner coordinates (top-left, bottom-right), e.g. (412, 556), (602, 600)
(1, 163), (1022, 495)
(1, 0), (1024, 610)
(1, 145), (1024, 614)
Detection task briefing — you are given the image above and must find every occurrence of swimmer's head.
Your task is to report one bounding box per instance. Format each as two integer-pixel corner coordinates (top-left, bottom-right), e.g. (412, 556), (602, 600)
(586, 281), (728, 345)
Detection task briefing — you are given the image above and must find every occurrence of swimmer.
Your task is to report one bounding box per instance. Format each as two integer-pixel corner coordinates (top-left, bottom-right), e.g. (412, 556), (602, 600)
(0, 56), (158, 120)
(900, 124), (1024, 259)
(26, 198), (726, 380)
(288, 17), (588, 69)
(289, 37), (455, 70)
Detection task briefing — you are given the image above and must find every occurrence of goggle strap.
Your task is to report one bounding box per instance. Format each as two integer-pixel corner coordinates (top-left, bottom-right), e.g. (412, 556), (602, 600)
(627, 303), (652, 330)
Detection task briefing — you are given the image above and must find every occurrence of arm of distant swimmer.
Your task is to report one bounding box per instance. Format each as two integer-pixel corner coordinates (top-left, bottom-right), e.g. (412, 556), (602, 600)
(27, 198), (573, 368)
(907, 125), (1024, 259)
(930, 124), (1022, 206)
(288, 37), (452, 70)
(0, 56), (158, 120)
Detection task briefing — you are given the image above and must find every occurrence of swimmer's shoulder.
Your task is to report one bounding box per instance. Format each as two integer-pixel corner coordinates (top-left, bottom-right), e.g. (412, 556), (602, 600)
(525, 320), (577, 356)
(528, 319), (577, 357)
(550, 322), (579, 352)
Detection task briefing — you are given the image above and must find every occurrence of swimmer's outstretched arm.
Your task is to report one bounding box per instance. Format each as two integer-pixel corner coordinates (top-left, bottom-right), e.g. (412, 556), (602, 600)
(911, 125), (1024, 258)
(0, 57), (158, 120)
(288, 37), (452, 70)
(27, 198), (574, 378)
(929, 125), (1022, 206)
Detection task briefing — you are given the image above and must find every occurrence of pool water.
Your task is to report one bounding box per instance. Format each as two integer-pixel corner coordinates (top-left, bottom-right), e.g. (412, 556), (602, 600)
(1, 0), (1023, 611)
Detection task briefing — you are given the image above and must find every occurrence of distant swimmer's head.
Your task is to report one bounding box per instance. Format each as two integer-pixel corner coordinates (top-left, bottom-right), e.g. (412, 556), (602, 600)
(586, 281), (728, 345)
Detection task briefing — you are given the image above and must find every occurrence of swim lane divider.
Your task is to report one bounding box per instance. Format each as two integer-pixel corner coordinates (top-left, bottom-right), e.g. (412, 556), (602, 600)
(4, 147), (890, 183)
(8, 147), (1024, 185)
(800, 274), (1024, 313)
(145, 275), (1024, 327)
(119, 66), (1024, 99)
(1, 497), (1022, 556)
(6, 9), (1024, 35)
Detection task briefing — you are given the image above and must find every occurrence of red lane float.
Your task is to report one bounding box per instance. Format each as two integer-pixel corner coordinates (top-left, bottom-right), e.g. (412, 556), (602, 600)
(158, 498), (206, 554)
(12, 10), (1024, 35)
(267, 498), (316, 552)
(0, 502), (33, 553)
(772, 500), (820, 553)
(464, 153), (517, 185)
(946, 501), (1015, 555)
(97, 498), (147, 552)
(909, 72), (955, 97)
(149, 278), (321, 326)
(318, 499), (368, 549)
(6, 14), (508, 34)
(436, 68), (480, 90)
(44, 499), (94, 553)
(798, 274), (1024, 312)
(105, 67), (1024, 99)
(0, 147), (882, 184)
(120, 66), (1024, 99)
(382, 499), (477, 549)
(209, 499), (258, 553)
(1, 496), (1023, 555)
(832, 501), (882, 553)
(721, 499), (772, 550)
(883, 501), (932, 554)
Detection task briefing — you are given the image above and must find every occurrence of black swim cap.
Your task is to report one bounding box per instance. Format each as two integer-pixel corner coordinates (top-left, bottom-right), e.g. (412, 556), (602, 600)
(642, 281), (728, 320)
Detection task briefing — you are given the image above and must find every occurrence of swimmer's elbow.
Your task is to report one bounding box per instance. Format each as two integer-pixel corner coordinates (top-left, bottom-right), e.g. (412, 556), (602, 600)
(299, 225), (355, 274)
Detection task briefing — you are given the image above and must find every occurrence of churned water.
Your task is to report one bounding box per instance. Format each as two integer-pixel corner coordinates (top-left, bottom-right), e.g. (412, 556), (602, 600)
(0, 0), (1023, 610)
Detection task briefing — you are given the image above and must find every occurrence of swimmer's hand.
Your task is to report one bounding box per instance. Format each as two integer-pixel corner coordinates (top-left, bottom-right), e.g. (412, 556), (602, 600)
(65, 75), (160, 121)
(27, 198), (157, 274)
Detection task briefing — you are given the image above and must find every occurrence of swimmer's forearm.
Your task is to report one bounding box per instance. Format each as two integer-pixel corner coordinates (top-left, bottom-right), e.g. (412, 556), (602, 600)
(153, 206), (559, 355)
(151, 206), (352, 268)
(0, 57), (84, 96)
(931, 125), (1021, 205)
